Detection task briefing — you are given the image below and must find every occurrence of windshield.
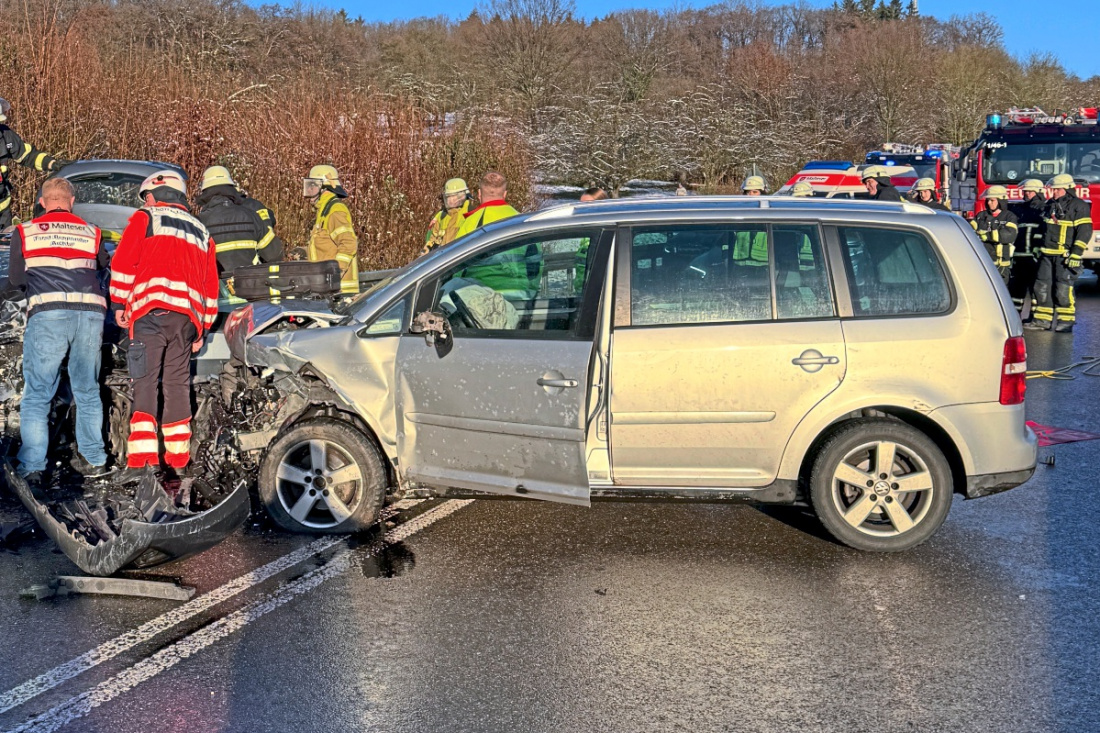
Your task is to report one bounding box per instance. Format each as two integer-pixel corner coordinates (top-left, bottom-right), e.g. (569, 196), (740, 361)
(69, 173), (146, 207)
(983, 141), (1100, 184)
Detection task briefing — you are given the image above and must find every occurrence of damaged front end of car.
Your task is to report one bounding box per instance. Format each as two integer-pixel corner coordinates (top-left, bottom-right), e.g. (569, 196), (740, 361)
(0, 298), (251, 576)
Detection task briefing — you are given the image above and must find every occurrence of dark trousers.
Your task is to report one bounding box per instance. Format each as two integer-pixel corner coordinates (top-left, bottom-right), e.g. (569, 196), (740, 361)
(1008, 256), (1039, 315)
(129, 310), (196, 424)
(1032, 255), (1079, 326)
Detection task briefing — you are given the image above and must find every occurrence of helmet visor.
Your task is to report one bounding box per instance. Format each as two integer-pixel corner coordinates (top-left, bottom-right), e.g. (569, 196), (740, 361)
(303, 178), (322, 196)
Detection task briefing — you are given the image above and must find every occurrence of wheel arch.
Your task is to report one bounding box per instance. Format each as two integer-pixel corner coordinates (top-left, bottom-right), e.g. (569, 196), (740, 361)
(791, 406), (969, 497)
(276, 369), (398, 490)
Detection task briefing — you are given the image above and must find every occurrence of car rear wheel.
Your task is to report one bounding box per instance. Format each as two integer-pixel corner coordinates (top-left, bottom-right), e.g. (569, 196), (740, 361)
(259, 418), (386, 534)
(809, 419), (953, 552)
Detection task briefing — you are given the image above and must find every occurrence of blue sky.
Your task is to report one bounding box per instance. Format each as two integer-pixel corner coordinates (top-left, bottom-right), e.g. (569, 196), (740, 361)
(327, 0), (1098, 79)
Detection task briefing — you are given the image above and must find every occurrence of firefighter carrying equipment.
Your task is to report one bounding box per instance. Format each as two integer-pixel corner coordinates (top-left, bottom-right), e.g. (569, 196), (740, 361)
(972, 205), (1018, 275)
(790, 182), (813, 197)
(309, 189), (359, 294)
(741, 175), (767, 192)
(0, 122), (63, 228)
(7, 210), (109, 319)
(196, 184), (281, 281)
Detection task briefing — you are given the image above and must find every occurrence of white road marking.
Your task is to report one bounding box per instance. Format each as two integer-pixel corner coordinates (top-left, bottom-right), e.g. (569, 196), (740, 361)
(3, 499), (470, 733)
(0, 499), (423, 716)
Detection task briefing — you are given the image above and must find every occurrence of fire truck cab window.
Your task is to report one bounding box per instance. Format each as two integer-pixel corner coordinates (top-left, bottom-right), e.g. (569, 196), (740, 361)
(984, 142), (1100, 184)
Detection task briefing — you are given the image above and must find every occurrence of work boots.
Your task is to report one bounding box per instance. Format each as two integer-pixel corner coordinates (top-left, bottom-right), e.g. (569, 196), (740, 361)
(1053, 320), (1074, 333)
(1024, 320), (1049, 331)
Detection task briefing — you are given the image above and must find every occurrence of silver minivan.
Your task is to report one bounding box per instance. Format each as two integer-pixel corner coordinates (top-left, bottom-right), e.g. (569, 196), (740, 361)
(224, 196), (1038, 552)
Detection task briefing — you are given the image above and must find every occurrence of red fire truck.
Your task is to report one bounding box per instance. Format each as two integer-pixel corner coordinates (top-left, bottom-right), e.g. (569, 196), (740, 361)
(952, 107), (1100, 270)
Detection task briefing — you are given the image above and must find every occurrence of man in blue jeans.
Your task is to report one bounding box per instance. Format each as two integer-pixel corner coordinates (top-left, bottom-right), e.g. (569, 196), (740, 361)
(8, 177), (111, 489)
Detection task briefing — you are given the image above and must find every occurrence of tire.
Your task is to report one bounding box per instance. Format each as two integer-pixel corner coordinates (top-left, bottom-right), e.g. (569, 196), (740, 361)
(809, 418), (953, 552)
(258, 418), (387, 534)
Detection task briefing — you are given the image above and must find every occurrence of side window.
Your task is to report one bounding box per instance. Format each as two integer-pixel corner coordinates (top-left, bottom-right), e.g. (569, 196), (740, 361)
(628, 223), (836, 327)
(837, 226), (951, 317)
(362, 293), (410, 336)
(432, 229), (600, 335)
(773, 224), (834, 319)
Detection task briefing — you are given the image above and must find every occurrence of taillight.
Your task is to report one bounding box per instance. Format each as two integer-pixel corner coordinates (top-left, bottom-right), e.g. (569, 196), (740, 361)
(1000, 336), (1027, 405)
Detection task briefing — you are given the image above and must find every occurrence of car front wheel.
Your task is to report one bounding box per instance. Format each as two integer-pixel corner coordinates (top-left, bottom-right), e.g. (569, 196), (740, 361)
(259, 418), (387, 534)
(809, 419), (953, 552)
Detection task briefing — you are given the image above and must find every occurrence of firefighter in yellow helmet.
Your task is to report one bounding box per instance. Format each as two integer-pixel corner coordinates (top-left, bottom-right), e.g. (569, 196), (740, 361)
(423, 178), (472, 255)
(1027, 173), (1091, 333)
(971, 185), (1018, 284)
(909, 178), (949, 211)
(741, 175), (767, 196)
(303, 165), (359, 294)
(789, 181), (813, 197)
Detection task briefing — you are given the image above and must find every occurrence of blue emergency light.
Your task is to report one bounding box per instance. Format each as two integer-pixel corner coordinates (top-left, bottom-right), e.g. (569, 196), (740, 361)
(803, 160), (852, 170)
(987, 113), (1002, 128)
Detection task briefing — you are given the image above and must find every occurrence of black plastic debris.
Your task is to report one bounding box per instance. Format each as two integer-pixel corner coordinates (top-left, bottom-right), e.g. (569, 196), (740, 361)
(4, 460), (249, 577)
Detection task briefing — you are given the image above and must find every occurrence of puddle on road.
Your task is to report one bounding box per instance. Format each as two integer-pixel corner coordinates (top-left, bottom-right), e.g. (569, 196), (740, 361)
(348, 526), (417, 579)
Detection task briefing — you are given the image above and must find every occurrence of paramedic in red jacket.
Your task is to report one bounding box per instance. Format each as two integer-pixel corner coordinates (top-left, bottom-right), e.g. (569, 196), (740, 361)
(109, 170), (218, 473)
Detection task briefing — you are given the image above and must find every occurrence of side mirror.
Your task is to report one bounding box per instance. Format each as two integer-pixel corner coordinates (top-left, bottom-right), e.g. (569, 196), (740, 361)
(410, 311), (453, 356)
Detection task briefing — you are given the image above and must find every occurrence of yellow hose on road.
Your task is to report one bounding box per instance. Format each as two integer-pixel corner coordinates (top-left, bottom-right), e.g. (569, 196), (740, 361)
(1026, 356), (1100, 380)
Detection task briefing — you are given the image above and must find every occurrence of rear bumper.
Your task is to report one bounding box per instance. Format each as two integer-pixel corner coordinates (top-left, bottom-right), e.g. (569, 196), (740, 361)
(964, 466), (1036, 499)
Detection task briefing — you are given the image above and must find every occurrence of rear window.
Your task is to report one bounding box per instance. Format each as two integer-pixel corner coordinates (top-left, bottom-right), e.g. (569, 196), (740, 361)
(836, 226), (950, 317)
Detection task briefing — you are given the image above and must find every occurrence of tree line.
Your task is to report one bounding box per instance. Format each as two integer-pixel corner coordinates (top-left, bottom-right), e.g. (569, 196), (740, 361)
(1, 0), (1096, 261)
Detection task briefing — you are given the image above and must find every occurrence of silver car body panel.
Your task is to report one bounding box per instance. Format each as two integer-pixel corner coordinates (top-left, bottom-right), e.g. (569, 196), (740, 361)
(235, 197), (1035, 501)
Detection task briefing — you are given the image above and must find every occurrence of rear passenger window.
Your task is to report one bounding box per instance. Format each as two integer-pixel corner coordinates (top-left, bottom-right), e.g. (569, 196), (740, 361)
(628, 223), (835, 326)
(837, 226), (950, 317)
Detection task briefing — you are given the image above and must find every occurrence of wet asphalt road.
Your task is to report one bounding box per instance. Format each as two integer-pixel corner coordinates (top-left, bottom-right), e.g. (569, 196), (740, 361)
(1, 279), (1098, 733)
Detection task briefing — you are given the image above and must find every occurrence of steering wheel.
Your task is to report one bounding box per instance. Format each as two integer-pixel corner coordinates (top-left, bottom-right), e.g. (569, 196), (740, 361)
(449, 289), (484, 330)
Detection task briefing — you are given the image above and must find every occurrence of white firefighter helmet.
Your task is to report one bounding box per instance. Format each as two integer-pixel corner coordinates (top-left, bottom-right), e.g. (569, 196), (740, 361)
(1048, 173), (1074, 190)
(980, 185), (1008, 200)
(741, 175), (767, 192)
(911, 177), (936, 192)
(139, 170), (187, 198)
(1019, 179), (1044, 193)
(790, 181), (813, 197)
(201, 165), (236, 191)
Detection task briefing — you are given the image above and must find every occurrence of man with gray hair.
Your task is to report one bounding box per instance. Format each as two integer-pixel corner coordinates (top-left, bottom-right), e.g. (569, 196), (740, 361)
(7, 177), (111, 489)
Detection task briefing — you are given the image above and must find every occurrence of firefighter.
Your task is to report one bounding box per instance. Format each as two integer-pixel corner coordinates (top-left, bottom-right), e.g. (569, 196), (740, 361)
(1008, 178), (1046, 317)
(196, 166), (281, 295)
(0, 98), (69, 229)
(1028, 173), (1092, 333)
(8, 177), (111, 489)
(423, 178), (472, 255)
(735, 174), (769, 266)
(971, 185), (1018, 284)
(789, 182), (813, 197)
(910, 178), (949, 211)
(109, 170), (219, 476)
(741, 175), (767, 196)
(861, 166), (902, 201)
(303, 164), (359, 295)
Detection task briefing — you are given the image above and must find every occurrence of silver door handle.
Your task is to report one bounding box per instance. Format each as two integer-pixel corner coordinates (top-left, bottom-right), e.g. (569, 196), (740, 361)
(537, 378), (578, 388)
(792, 356), (839, 366)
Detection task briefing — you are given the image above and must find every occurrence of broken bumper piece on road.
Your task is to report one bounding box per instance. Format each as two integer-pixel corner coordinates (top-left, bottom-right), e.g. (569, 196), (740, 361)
(3, 460), (249, 577)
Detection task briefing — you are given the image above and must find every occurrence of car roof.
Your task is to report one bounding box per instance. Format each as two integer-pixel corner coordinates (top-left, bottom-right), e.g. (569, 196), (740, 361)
(522, 195), (940, 224)
(55, 159), (188, 179)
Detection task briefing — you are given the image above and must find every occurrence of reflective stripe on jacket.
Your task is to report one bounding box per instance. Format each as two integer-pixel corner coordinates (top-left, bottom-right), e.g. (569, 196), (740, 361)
(109, 204), (220, 336)
(11, 210), (107, 318)
(971, 208), (1018, 266)
(309, 190), (359, 294)
(1041, 193), (1093, 257)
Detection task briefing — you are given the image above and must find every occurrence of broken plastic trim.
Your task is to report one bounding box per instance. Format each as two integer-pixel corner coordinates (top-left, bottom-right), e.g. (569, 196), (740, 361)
(3, 461), (250, 577)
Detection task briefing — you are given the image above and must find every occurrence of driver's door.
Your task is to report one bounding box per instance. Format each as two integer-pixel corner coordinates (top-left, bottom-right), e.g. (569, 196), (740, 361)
(394, 228), (611, 505)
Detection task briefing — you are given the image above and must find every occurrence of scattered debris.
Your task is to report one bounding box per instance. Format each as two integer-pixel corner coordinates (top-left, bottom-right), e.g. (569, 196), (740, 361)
(20, 575), (195, 601)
